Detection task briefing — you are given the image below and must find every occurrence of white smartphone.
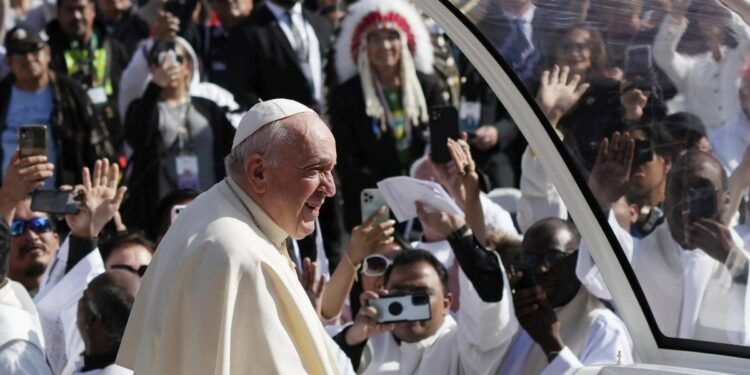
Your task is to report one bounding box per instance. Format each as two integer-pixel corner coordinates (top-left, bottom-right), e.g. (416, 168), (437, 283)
(171, 204), (187, 223)
(360, 188), (390, 225)
(369, 292), (432, 324)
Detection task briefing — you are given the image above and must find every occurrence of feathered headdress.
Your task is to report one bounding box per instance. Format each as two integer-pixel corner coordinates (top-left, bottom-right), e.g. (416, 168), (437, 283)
(334, 0), (434, 126)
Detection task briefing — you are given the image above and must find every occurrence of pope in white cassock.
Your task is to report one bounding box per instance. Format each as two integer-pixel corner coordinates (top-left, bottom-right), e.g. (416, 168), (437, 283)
(117, 99), (350, 374)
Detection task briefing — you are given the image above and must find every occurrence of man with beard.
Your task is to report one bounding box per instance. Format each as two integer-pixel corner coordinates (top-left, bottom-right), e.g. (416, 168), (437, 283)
(587, 133), (750, 344)
(8, 199), (59, 293)
(497, 218), (632, 374)
(0, 218), (53, 374)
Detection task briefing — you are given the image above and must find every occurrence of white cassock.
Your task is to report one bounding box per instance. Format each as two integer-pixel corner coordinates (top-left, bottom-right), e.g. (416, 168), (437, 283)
(34, 237), (105, 375)
(0, 278), (52, 375)
(355, 263), (518, 375)
(632, 223), (750, 344)
(117, 177), (344, 374)
(517, 146), (568, 233)
(496, 289), (633, 375)
(71, 364), (132, 375)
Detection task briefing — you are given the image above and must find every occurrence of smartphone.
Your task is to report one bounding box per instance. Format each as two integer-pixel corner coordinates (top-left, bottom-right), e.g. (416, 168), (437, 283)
(369, 292), (431, 324)
(171, 204), (187, 223)
(19, 125), (47, 159)
(688, 187), (717, 219)
(30, 190), (80, 215)
(632, 139), (654, 168)
(624, 45), (653, 78)
(429, 105), (460, 164)
(360, 188), (390, 225)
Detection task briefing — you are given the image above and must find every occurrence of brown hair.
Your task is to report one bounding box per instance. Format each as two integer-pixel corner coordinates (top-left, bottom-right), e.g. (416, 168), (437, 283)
(551, 24), (610, 78)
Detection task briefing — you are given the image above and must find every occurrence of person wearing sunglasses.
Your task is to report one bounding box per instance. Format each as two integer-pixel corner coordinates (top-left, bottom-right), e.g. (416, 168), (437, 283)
(100, 231), (154, 278)
(7, 202), (59, 293)
(0, 218), (54, 374)
(500, 217), (633, 373)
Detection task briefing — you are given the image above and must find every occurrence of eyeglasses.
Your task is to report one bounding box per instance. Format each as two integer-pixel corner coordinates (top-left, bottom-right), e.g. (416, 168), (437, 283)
(111, 264), (148, 277)
(10, 217), (52, 237)
(361, 254), (393, 277)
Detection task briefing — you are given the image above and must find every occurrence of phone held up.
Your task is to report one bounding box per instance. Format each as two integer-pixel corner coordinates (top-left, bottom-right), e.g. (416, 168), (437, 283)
(30, 190), (81, 215)
(429, 105), (460, 164)
(360, 188), (390, 225)
(369, 292), (431, 324)
(19, 125), (47, 159)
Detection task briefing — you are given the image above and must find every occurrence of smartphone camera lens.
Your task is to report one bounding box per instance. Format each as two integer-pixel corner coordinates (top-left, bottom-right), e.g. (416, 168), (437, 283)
(388, 301), (403, 316)
(412, 294), (428, 305)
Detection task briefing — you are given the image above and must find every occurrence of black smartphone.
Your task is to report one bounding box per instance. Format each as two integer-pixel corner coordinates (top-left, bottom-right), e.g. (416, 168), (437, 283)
(19, 125), (47, 159)
(688, 187), (718, 219)
(429, 105), (460, 164)
(624, 45), (653, 78)
(632, 139), (653, 168)
(369, 292), (431, 324)
(30, 190), (80, 215)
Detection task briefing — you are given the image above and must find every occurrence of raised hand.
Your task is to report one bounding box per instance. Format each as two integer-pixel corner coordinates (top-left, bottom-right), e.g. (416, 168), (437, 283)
(415, 201), (467, 237)
(433, 136), (479, 208)
(66, 159), (127, 239)
(348, 208), (395, 263)
(588, 132), (635, 213)
(620, 87), (650, 120)
(511, 279), (564, 358)
(688, 218), (735, 264)
(300, 258), (327, 317)
(536, 65), (590, 127)
(345, 290), (395, 346)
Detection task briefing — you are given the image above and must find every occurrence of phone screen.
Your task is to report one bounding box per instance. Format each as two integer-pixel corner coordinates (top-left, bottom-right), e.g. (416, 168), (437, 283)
(19, 125), (48, 159)
(171, 204), (187, 223)
(360, 188), (390, 225)
(429, 105), (460, 164)
(370, 292), (431, 324)
(30, 190), (80, 215)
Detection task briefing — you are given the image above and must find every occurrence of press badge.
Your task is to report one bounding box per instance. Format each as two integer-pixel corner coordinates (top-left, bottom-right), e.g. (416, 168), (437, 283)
(459, 100), (481, 134)
(87, 86), (108, 105)
(176, 154), (200, 189)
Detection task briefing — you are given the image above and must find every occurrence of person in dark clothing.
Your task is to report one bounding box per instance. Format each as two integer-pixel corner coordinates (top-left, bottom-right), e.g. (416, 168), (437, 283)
(329, 0), (449, 231)
(226, 0), (333, 111)
(95, 0), (151, 57)
(46, 0), (130, 153)
(194, 0), (253, 89)
(0, 24), (112, 187)
(121, 39), (234, 229)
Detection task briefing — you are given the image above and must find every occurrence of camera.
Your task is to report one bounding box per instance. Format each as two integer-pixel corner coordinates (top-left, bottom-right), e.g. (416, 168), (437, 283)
(369, 292), (431, 324)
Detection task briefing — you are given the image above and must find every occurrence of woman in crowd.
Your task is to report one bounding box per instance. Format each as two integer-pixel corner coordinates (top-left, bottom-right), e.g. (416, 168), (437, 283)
(121, 38), (234, 227)
(328, 0), (449, 231)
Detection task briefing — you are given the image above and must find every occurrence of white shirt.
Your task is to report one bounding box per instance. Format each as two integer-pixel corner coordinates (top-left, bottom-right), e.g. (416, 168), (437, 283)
(34, 237), (105, 375)
(265, 0), (323, 107)
(654, 12), (750, 130)
(356, 264), (518, 374)
(517, 146), (568, 233)
(710, 109), (750, 174)
(496, 290), (633, 375)
(0, 279), (52, 375)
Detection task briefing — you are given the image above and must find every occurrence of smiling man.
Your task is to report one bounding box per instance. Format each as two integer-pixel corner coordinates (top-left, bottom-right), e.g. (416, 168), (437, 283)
(117, 99), (348, 374)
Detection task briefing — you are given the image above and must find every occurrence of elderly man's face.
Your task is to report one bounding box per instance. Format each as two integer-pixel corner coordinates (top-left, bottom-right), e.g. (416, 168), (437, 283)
(10, 200), (59, 289)
(264, 114), (337, 239)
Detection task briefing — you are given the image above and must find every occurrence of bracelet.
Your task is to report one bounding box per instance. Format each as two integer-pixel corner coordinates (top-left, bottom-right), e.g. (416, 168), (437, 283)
(343, 253), (361, 281)
(447, 224), (470, 242)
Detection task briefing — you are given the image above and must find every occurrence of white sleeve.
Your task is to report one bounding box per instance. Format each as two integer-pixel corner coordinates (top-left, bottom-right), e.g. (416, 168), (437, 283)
(457, 256), (519, 374)
(653, 15), (695, 92)
(576, 211), (634, 301)
(539, 347), (582, 375)
(0, 341), (53, 375)
(517, 147), (567, 233)
(118, 40), (154, 123)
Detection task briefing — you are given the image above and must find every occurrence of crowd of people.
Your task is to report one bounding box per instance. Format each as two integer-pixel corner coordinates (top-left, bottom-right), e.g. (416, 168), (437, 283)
(0, 0), (750, 373)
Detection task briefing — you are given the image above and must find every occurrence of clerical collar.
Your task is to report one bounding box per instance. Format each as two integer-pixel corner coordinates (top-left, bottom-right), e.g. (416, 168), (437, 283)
(81, 352), (118, 371)
(225, 177), (288, 251)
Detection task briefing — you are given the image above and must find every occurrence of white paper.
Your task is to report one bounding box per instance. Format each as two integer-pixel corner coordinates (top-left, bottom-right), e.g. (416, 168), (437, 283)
(376, 176), (464, 222)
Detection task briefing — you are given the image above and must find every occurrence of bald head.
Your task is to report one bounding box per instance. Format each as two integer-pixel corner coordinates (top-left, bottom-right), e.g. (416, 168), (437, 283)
(668, 150), (727, 192)
(522, 217), (580, 256)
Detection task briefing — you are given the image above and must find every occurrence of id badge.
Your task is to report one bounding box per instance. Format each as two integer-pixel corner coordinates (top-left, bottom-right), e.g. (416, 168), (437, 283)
(87, 86), (108, 105)
(459, 100), (481, 134)
(175, 154), (200, 189)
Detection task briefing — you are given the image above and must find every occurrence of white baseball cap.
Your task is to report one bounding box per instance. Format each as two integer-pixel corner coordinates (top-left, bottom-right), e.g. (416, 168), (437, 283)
(232, 99), (315, 150)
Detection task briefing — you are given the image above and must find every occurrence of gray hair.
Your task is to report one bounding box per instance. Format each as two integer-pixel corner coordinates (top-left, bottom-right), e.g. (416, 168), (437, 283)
(225, 120), (298, 180)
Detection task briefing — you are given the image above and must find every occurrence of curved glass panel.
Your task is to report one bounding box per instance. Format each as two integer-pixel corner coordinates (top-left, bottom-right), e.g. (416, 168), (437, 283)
(449, 0), (750, 353)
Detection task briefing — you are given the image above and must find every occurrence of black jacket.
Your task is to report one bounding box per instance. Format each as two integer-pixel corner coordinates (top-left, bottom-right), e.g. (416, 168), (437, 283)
(226, 3), (333, 110)
(46, 20), (129, 150)
(0, 72), (112, 186)
(329, 72), (449, 231)
(121, 83), (235, 228)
